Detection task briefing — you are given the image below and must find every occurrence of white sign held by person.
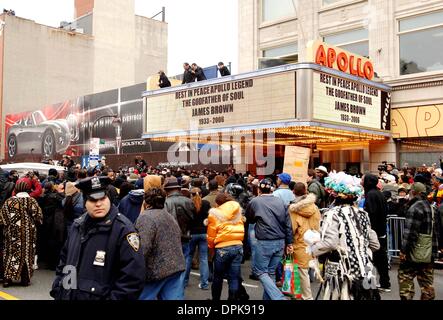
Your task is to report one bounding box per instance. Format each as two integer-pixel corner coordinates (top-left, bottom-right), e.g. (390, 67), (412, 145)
(283, 146), (311, 183)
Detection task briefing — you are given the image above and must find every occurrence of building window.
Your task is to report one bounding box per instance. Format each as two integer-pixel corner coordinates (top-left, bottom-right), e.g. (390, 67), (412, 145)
(262, 0), (296, 22)
(259, 43), (298, 69)
(399, 11), (443, 75)
(322, 0), (344, 5)
(323, 28), (369, 57)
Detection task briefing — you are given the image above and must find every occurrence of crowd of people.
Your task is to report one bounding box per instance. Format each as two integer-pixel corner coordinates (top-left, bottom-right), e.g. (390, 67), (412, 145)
(0, 157), (441, 300)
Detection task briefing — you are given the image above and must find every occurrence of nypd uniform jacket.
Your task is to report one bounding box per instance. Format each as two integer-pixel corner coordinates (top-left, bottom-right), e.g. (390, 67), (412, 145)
(50, 205), (146, 300)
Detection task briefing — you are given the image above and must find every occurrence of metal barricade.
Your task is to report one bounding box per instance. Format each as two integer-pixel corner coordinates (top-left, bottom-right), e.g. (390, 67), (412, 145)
(387, 215), (405, 263)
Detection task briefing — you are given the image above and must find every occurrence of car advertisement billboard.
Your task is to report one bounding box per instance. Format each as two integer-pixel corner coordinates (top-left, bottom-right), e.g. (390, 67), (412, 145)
(5, 82), (172, 160)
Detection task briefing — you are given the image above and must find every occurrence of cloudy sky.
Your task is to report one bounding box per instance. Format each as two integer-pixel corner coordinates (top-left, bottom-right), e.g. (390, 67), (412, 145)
(0, 0), (239, 76)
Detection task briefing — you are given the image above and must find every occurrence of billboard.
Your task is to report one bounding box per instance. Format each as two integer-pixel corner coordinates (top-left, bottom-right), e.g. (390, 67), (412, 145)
(5, 82), (172, 160)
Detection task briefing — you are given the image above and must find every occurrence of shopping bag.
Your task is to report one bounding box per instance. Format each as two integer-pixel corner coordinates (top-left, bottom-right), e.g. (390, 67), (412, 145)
(281, 255), (302, 299)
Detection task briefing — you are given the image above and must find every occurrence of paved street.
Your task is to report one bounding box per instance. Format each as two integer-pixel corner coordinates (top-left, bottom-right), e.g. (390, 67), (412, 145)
(1, 261), (443, 300)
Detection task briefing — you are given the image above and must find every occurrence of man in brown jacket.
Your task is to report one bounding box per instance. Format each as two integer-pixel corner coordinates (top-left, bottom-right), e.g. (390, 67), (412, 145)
(203, 179), (219, 208)
(288, 183), (321, 300)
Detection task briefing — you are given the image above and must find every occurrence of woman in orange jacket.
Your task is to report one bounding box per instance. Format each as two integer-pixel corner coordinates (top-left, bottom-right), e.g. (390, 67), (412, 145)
(206, 193), (245, 300)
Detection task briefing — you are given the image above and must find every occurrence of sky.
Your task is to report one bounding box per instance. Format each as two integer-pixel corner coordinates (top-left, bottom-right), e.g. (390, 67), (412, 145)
(0, 0), (239, 76)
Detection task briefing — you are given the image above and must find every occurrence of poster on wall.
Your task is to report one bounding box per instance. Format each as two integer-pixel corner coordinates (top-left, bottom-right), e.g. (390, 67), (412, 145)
(283, 146), (311, 183)
(4, 83), (173, 160)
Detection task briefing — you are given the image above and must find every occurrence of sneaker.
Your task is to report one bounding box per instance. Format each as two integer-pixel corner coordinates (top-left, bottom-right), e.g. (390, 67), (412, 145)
(198, 283), (209, 290)
(378, 287), (391, 293)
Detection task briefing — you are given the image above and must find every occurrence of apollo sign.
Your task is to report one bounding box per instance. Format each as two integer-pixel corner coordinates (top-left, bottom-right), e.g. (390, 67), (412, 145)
(307, 40), (374, 81)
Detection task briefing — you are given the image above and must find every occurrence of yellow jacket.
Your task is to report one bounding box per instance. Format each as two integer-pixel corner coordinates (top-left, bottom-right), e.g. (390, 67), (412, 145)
(288, 193), (321, 268)
(206, 201), (245, 249)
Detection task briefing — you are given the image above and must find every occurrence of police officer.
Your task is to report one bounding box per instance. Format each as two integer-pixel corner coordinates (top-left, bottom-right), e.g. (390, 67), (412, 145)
(50, 176), (145, 300)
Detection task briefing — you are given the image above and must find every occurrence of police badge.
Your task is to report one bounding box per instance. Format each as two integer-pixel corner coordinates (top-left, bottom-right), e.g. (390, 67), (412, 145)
(127, 233), (140, 252)
(93, 250), (106, 267)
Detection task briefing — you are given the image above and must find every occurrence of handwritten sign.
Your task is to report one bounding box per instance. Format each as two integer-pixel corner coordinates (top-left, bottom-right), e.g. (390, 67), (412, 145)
(283, 146), (311, 183)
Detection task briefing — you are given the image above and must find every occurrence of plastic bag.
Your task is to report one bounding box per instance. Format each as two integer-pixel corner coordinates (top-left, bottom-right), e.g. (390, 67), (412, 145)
(304, 229), (321, 246)
(281, 255), (302, 299)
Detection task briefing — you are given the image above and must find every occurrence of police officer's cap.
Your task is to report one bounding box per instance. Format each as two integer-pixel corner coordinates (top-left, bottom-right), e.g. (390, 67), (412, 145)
(75, 176), (112, 200)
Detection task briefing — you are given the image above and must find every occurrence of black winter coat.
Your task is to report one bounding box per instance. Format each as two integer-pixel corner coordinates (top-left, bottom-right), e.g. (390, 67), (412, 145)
(165, 192), (196, 243)
(50, 205), (145, 300)
(219, 66), (231, 77)
(182, 69), (196, 84)
(193, 67), (207, 81)
(159, 74), (171, 88)
(363, 174), (388, 237)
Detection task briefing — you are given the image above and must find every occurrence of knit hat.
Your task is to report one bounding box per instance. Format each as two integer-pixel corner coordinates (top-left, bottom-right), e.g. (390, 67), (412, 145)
(65, 182), (79, 196)
(411, 182), (426, 194)
(259, 178), (273, 191)
(128, 173), (139, 182)
(48, 168), (58, 177)
(135, 178), (144, 189)
(15, 180), (31, 193)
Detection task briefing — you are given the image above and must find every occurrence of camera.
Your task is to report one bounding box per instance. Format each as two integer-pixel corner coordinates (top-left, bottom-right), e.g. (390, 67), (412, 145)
(378, 161), (388, 172)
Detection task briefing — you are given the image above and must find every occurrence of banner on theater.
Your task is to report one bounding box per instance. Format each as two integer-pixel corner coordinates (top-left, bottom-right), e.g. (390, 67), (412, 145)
(392, 104), (443, 138)
(144, 72), (296, 134)
(312, 71), (391, 131)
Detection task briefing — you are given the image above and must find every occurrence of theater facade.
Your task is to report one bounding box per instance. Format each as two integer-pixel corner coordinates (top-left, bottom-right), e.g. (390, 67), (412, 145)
(142, 44), (392, 175)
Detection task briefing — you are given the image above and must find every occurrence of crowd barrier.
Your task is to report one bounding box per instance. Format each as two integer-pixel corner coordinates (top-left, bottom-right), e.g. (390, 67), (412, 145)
(387, 215), (405, 263)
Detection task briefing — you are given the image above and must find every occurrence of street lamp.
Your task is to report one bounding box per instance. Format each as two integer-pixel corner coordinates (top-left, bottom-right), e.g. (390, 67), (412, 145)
(89, 114), (122, 156)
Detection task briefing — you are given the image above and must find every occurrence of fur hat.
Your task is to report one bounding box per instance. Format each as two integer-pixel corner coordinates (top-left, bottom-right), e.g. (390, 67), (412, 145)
(65, 182), (79, 196)
(144, 175), (162, 192)
(324, 171), (363, 198)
